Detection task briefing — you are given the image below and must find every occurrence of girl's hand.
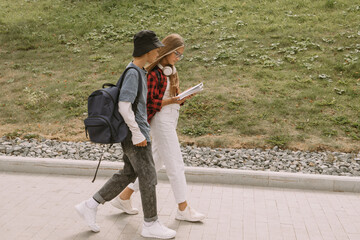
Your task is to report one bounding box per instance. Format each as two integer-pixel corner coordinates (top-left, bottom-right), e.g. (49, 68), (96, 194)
(177, 97), (187, 105)
(171, 96), (181, 104)
(175, 93), (196, 105)
(164, 94), (196, 106)
(170, 96), (186, 105)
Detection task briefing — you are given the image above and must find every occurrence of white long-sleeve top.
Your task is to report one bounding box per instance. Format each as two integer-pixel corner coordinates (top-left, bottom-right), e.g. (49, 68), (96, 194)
(118, 101), (146, 145)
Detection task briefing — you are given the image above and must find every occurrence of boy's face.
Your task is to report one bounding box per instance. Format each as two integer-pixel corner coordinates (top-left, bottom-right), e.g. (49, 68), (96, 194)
(147, 48), (159, 63)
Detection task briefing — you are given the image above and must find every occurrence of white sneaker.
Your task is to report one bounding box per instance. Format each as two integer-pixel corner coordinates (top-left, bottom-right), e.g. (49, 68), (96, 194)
(175, 206), (205, 222)
(75, 201), (100, 232)
(141, 220), (176, 239)
(110, 197), (139, 215)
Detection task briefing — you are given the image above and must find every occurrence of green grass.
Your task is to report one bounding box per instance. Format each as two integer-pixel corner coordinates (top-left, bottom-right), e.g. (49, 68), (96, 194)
(1, 0), (360, 151)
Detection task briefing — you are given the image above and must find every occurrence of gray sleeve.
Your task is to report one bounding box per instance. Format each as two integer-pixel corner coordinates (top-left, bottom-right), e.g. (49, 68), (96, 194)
(118, 69), (139, 104)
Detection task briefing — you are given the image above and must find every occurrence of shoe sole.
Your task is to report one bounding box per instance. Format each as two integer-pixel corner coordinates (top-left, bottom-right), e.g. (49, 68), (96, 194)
(74, 204), (100, 233)
(175, 215), (205, 222)
(141, 232), (176, 239)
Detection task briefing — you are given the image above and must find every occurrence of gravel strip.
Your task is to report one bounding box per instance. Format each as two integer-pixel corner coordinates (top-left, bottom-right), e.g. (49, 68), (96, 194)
(1, 137), (359, 177)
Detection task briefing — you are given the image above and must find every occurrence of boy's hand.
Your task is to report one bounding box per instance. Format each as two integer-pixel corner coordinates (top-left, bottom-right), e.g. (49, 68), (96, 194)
(135, 139), (147, 147)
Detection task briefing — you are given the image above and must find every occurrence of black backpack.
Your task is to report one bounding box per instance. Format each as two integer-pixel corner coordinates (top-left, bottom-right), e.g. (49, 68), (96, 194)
(84, 67), (141, 144)
(84, 67), (141, 182)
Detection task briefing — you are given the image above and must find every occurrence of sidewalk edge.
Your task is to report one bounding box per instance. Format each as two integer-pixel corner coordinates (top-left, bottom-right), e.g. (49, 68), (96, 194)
(1, 156), (359, 192)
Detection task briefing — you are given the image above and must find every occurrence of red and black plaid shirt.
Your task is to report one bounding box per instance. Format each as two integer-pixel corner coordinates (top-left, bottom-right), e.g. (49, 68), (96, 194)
(147, 66), (167, 123)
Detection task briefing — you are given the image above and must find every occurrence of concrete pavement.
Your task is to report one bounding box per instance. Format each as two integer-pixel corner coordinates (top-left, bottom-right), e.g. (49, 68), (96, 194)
(1, 170), (360, 240)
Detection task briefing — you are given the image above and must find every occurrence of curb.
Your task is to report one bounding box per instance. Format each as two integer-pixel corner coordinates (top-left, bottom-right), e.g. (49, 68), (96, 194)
(1, 156), (360, 193)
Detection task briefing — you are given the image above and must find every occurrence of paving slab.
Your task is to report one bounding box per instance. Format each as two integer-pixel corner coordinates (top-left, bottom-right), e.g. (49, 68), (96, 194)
(0, 171), (360, 240)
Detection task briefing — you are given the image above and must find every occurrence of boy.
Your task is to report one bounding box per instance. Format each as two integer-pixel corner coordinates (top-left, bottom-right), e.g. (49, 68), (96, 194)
(75, 30), (176, 239)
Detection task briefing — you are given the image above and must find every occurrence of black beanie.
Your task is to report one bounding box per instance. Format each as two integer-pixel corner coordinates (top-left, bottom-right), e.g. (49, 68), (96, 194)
(132, 30), (164, 57)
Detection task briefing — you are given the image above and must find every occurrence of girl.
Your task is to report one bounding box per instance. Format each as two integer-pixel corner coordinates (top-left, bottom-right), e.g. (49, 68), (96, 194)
(111, 33), (205, 222)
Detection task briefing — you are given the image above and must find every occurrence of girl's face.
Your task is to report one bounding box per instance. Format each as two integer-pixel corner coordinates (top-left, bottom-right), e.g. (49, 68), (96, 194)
(165, 46), (184, 66)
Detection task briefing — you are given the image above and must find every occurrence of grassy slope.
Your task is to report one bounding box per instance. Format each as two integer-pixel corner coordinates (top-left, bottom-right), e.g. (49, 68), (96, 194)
(0, 0), (359, 151)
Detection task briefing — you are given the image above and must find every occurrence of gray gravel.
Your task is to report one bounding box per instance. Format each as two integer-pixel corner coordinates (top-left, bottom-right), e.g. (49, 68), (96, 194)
(1, 137), (360, 177)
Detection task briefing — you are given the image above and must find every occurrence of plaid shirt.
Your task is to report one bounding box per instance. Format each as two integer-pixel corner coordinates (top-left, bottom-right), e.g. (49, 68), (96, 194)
(147, 66), (167, 123)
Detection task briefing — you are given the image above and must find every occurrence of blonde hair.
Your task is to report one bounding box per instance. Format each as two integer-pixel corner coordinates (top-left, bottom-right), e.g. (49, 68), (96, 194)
(146, 34), (184, 97)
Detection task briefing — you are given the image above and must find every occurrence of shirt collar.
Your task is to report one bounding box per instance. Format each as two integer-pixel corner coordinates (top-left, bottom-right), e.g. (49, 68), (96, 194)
(128, 61), (147, 75)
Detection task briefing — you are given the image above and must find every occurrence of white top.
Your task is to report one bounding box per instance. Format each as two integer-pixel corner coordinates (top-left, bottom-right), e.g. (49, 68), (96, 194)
(162, 77), (180, 110)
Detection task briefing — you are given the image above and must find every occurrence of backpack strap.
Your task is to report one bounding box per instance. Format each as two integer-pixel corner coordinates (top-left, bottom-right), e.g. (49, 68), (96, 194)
(116, 67), (142, 113)
(92, 144), (112, 183)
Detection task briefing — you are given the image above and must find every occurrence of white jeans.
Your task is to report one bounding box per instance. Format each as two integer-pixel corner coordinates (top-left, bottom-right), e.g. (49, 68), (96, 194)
(128, 104), (187, 204)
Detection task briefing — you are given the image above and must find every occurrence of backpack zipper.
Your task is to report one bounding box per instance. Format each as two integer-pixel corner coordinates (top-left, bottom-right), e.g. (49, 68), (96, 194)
(85, 116), (115, 141)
